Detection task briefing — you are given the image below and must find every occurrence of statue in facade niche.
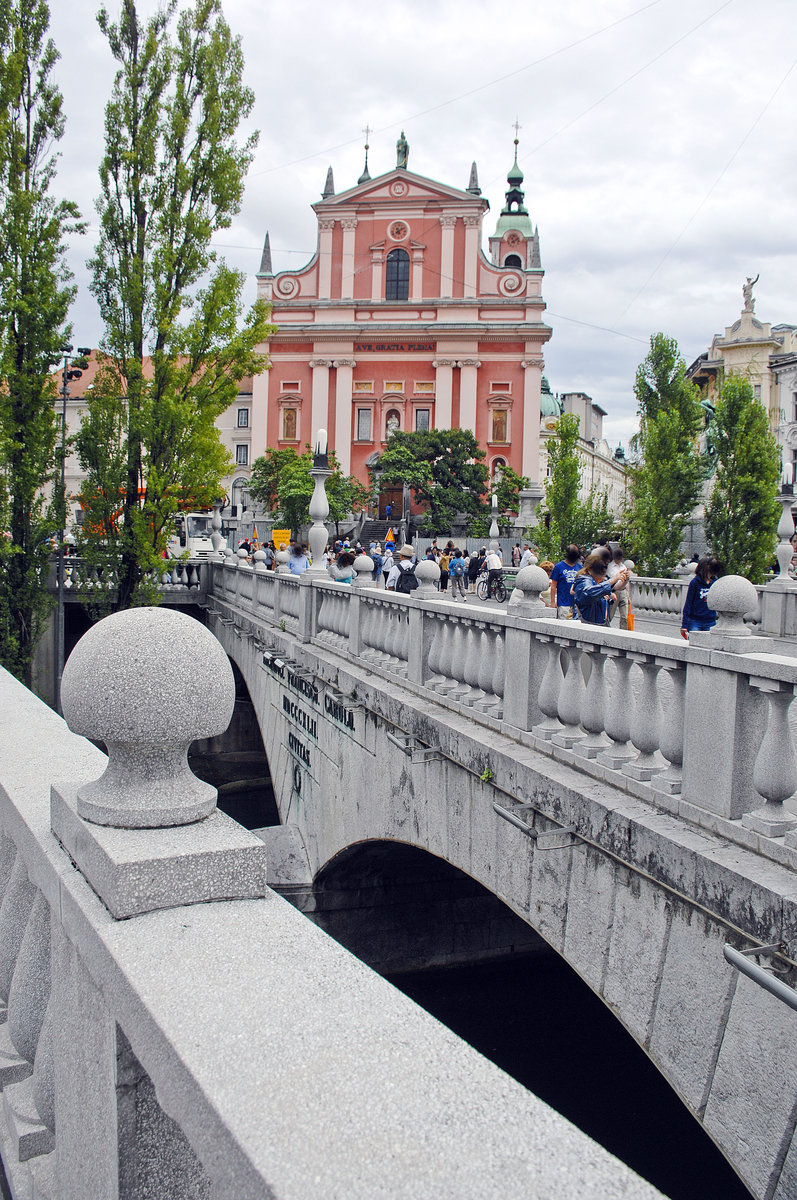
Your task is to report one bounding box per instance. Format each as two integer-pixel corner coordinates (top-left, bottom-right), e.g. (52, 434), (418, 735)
(743, 274), (759, 312)
(396, 131), (409, 169)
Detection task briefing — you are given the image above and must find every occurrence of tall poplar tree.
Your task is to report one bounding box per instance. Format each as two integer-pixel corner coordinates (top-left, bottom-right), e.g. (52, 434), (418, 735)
(626, 333), (704, 576)
(704, 375), (780, 582)
(0, 1), (81, 684)
(80, 0), (273, 609)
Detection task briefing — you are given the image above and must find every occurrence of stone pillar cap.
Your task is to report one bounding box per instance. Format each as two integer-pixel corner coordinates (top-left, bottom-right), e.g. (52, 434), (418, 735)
(61, 607), (235, 828)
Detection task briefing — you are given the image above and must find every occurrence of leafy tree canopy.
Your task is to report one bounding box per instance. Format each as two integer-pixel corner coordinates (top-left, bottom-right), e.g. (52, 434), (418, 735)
(78, 0), (273, 609)
(374, 428), (489, 531)
(0, 0), (82, 683)
(704, 374), (780, 582)
(249, 447), (370, 539)
(625, 333), (704, 576)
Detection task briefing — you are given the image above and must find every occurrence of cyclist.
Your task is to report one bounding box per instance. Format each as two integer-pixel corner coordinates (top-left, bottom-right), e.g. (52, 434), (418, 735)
(485, 546), (503, 600)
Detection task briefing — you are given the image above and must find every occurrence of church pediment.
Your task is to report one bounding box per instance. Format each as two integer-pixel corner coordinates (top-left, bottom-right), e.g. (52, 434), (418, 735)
(314, 168), (487, 212)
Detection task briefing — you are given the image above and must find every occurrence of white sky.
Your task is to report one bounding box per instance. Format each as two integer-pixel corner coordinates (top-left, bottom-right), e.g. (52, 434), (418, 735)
(48, 0), (797, 448)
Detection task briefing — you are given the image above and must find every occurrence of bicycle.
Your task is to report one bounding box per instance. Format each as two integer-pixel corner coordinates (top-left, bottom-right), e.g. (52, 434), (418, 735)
(475, 571), (508, 603)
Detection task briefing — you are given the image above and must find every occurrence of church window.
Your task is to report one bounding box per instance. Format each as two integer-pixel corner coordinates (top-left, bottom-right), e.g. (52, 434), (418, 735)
(385, 248), (410, 301)
(282, 408), (297, 440)
(235, 444), (248, 466)
(237, 408), (249, 427)
(754, 383), (762, 400)
(492, 410), (508, 442)
(504, 254), (522, 268)
(415, 408), (430, 432)
(356, 408), (372, 441)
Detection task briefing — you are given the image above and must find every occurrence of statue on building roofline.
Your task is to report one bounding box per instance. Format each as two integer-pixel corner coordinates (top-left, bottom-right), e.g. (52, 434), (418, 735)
(743, 273), (759, 313)
(396, 130), (409, 169)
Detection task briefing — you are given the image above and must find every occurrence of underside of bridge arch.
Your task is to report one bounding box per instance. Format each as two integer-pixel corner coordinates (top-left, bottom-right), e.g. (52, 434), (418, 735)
(189, 660), (279, 830)
(308, 840), (549, 975)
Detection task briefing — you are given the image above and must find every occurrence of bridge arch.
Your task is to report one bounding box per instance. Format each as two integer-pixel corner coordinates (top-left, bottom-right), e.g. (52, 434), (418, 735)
(211, 607), (796, 1200)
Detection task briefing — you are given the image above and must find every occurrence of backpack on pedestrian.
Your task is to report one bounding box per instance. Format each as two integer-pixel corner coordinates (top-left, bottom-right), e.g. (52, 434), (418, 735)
(450, 557), (465, 578)
(395, 563), (419, 593)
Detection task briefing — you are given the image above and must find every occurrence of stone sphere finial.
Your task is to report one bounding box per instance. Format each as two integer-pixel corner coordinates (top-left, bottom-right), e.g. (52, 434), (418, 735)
(414, 558), (440, 597)
(61, 608), (235, 828)
(253, 549), (267, 572)
(352, 553), (374, 589)
(513, 564), (552, 612)
(707, 575), (758, 635)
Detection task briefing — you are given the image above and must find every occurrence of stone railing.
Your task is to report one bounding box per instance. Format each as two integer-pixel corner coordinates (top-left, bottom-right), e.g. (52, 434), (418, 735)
(209, 559), (797, 871)
(0, 606), (664, 1200)
(49, 556), (208, 597)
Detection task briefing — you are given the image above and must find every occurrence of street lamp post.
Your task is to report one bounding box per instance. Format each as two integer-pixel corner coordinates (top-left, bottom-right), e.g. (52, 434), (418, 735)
(55, 345), (91, 714)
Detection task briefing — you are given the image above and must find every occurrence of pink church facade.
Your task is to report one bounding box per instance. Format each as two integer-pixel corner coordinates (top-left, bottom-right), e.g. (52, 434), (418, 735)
(253, 142), (552, 515)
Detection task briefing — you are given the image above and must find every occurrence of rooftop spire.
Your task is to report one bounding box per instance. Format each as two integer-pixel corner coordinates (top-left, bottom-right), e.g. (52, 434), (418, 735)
(322, 166), (335, 199)
(358, 123), (371, 184)
(501, 122), (528, 217)
(259, 231), (272, 275)
(467, 161), (481, 195)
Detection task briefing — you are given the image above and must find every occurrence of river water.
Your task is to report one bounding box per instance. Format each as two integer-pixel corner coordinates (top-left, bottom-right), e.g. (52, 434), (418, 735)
(388, 954), (752, 1200)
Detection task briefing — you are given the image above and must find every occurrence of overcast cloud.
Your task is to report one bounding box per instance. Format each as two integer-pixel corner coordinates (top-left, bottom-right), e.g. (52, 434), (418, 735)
(48, 0), (797, 447)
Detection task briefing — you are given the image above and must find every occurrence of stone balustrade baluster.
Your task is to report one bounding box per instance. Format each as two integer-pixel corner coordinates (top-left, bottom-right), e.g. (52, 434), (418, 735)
(651, 661), (686, 795)
(383, 608), (400, 671)
(490, 631), (505, 716)
(0, 890), (51, 1087)
(3, 963), (56, 1163)
(316, 590), (333, 642)
(596, 651), (636, 768)
(434, 618), (458, 694)
(532, 638), (564, 740)
(425, 615), (445, 685)
(161, 568), (171, 589)
(552, 642), (587, 748)
(0, 857), (37, 1024)
(742, 679), (797, 837)
(0, 832), (16, 903)
(475, 627), (496, 707)
(360, 599), (378, 660)
(459, 623), (484, 705)
(622, 655), (665, 780)
(573, 645), (609, 760)
(395, 611), (410, 676)
(253, 550), (267, 574)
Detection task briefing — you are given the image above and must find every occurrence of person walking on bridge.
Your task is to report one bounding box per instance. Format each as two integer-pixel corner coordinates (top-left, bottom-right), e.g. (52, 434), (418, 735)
(550, 545), (582, 619)
(573, 553), (629, 625)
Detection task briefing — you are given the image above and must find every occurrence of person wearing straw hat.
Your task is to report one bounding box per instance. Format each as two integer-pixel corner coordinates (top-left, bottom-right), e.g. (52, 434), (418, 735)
(386, 543), (416, 591)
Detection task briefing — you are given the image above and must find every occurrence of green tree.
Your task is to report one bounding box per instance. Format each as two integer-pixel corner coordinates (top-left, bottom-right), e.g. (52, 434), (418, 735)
(625, 333), (704, 576)
(249, 447), (370, 538)
(704, 374), (780, 582)
(374, 429), (489, 531)
(467, 464), (529, 537)
(0, 0), (82, 684)
(80, 0), (273, 609)
(536, 413), (582, 557)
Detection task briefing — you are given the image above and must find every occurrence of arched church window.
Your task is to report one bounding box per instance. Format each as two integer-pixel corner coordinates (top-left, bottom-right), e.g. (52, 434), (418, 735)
(385, 248), (410, 301)
(385, 409), (401, 438)
(503, 254), (522, 268)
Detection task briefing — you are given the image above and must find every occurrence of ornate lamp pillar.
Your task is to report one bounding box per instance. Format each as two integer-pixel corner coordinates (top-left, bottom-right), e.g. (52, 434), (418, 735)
(770, 479), (796, 587)
(307, 429), (332, 573)
(489, 493), (499, 548)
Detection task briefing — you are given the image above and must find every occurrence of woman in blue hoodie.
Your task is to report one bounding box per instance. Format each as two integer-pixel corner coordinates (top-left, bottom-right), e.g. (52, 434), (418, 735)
(681, 555), (723, 636)
(572, 553), (630, 625)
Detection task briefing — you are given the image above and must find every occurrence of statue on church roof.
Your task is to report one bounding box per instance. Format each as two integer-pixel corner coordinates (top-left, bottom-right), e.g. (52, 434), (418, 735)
(396, 130), (409, 170)
(743, 273), (759, 313)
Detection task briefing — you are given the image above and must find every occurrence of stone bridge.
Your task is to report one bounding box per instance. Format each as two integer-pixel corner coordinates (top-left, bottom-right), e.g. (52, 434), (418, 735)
(205, 554), (797, 1200)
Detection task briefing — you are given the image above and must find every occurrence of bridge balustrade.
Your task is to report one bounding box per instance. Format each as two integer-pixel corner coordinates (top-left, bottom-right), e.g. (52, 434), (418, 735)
(209, 559), (797, 872)
(0, 606), (673, 1200)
